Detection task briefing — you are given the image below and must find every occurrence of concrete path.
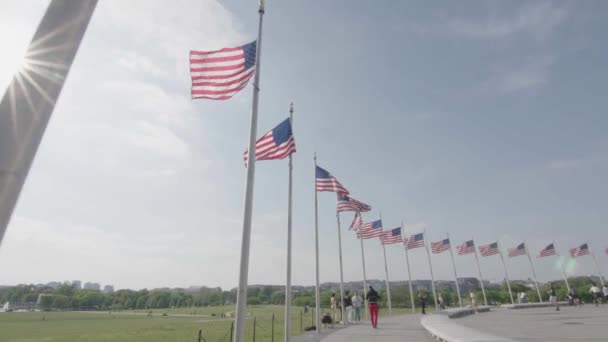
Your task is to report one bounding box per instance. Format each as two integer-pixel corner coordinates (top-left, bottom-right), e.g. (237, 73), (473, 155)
(294, 314), (435, 342)
(457, 305), (608, 341)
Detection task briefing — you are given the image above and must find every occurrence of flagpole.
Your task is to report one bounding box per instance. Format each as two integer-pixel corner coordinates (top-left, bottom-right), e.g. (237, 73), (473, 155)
(472, 238), (488, 306)
(524, 241), (543, 303)
(284, 103), (294, 342)
(590, 248), (605, 287)
(554, 242), (571, 292)
(335, 208), (346, 324)
(447, 233), (462, 307)
(0, 0), (98, 248)
(380, 236), (393, 317)
(497, 241), (514, 305)
(424, 228), (438, 310)
(402, 220), (415, 313)
(358, 213), (369, 320)
(233, 2), (265, 341)
(313, 153), (321, 334)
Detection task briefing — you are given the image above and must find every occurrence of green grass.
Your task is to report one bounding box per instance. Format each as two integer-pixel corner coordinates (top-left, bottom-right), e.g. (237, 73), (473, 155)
(0, 305), (417, 341)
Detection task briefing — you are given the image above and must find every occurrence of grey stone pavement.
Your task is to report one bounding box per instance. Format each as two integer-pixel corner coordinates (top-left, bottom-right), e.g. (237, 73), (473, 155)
(293, 314), (434, 342)
(458, 305), (608, 341)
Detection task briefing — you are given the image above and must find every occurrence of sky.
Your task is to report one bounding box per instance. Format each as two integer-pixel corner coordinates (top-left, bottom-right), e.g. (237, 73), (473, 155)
(0, 0), (607, 291)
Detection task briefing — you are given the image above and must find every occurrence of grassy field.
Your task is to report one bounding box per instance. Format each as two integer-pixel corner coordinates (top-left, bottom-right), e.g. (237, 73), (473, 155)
(0, 305), (417, 341)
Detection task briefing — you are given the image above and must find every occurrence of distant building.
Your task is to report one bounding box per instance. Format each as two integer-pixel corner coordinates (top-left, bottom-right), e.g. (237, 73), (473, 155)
(103, 285), (114, 293)
(46, 281), (62, 289)
(83, 282), (100, 291)
(71, 280), (82, 290)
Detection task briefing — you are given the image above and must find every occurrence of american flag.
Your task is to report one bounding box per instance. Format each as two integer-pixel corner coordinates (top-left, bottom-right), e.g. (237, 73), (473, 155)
(357, 220), (383, 239)
(190, 41), (256, 100)
(457, 240), (475, 255)
(431, 238), (451, 254)
(381, 228), (402, 245)
(569, 243), (590, 257)
(316, 166), (349, 195)
(243, 118), (295, 165)
(349, 212), (363, 231)
(336, 194), (371, 213)
(479, 242), (499, 257)
(507, 243), (527, 258)
(406, 233), (425, 250)
(538, 243), (556, 258)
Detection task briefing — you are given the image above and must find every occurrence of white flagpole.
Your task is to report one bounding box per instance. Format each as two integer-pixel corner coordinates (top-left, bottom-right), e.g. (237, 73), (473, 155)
(358, 213), (369, 320)
(423, 228), (438, 310)
(590, 248), (605, 287)
(472, 239), (488, 306)
(447, 234), (462, 307)
(335, 209), (346, 324)
(284, 103), (294, 342)
(379, 213), (392, 317)
(524, 242), (543, 303)
(497, 241), (515, 304)
(380, 236), (393, 317)
(402, 221), (415, 313)
(554, 243), (571, 292)
(313, 154), (321, 334)
(233, 2), (265, 341)
(0, 0), (98, 248)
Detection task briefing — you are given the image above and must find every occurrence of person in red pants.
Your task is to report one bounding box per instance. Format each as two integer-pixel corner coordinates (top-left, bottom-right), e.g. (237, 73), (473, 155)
(366, 286), (380, 328)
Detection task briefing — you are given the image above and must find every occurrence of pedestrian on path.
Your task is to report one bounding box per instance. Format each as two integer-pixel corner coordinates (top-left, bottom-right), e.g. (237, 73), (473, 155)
(603, 285), (608, 303)
(366, 286), (379, 328)
(419, 291), (428, 315)
(590, 283), (602, 307)
(549, 286), (559, 311)
(330, 293), (337, 322)
(470, 291), (478, 314)
(344, 291), (353, 323)
(352, 291), (362, 323)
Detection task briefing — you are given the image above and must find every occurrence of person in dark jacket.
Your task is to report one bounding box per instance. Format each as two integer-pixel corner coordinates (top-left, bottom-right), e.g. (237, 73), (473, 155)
(366, 286), (380, 328)
(419, 291), (428, 314)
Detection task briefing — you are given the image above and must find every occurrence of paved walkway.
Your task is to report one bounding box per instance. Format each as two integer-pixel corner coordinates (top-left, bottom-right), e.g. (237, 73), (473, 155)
(458, 305), (608, 341)
(293, 314), (434, 342)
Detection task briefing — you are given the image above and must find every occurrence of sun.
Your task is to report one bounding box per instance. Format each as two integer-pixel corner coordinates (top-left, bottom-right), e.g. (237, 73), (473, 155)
(0, 27), (31, 92)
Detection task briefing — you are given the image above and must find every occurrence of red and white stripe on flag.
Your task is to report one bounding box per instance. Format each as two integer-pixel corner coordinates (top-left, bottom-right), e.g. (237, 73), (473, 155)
(431, 239), (451, 254)
(190, 41), (257, 100)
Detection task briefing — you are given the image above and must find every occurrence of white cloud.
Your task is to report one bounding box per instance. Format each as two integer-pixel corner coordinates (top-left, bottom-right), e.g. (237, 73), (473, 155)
(117, 51), (167, 78)
(448, 2), (569, 40)
(130, 120), (192, 160)
(479, 57), (554, 95)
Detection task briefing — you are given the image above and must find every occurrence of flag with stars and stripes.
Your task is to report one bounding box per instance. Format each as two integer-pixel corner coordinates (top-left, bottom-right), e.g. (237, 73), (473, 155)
(457, 240), (475, 255)
(431, 238), (451, 254)
(357, 220), (383, 239)
(316, 166), (349, 194)
(538, 243), (556, 258)
(349, 212), (363, 231)
(570, 243), (590, 257)
(190, 41), (256, 100)
(508, 243), (527, 258)
(336, 194), (371, 213)
(243, 118), (295, 165)
(406, 233), (425, 250)
(381, 228), (402, 245)
(479, 242), (499, 257)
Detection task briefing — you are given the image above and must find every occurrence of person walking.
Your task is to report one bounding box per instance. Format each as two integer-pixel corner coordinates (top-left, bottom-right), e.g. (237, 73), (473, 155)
(590, 283), (602, 307)
(352, 291), (362, 323)
(344, 291), (353, 323)
(438, 293), (445, 310)
(549, 286), (559, 311)
(603, 285), (608, 304)
(419, 291), (428, 315)
(366, 286), (379, 328)
(330, 293), (337, 322)
(470, 290), (478, 314)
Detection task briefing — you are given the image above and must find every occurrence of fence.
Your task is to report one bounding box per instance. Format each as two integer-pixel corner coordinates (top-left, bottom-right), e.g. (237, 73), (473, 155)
(196, 308), (317, 342)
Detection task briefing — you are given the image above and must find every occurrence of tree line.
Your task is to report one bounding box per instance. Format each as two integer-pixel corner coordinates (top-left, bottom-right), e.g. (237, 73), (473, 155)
(0, 276), (601, 311)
